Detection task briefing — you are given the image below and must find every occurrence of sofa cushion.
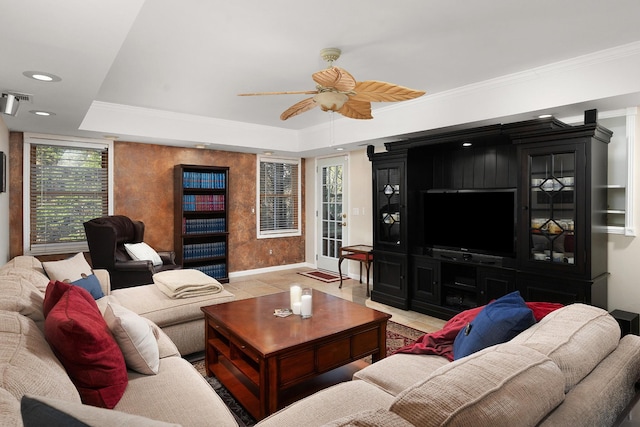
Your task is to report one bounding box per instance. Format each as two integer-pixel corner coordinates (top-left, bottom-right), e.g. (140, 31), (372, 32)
(0, 266), (51, 293)
(256, 381), (396, 427)
(0, 255), (46, 276)
(114, 356), (238, 426)
(322, 408), (414, 427)
(111, 283), (235, 327)
(353, 353), (450, 396)
(0, 310), (81, 403)
(71, 274), (105, 299)
(0, 388), (21, 427)
(0, 276), (44, 322)
(510, 303), (620, 392)
(104, 302), (160, 375)
(453, 290), (535, 359)
(44, 282), (128, 409)
(42, 252), (93, 282)
(21, 395), (181, 427)
(390, 344), (565, 426)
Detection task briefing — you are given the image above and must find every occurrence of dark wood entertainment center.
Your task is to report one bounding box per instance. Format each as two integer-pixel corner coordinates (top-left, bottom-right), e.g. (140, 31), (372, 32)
(368, 112), (612, 319)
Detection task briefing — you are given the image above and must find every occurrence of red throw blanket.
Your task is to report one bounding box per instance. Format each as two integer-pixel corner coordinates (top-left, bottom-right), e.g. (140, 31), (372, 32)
(394, 302), (564, 361)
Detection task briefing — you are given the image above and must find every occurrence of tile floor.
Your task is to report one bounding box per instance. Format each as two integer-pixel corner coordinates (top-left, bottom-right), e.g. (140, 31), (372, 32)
(225, 267), (447, 334)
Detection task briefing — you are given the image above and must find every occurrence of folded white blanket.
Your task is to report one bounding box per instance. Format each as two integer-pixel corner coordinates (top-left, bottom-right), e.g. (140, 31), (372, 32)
(153, 269), (223, 299)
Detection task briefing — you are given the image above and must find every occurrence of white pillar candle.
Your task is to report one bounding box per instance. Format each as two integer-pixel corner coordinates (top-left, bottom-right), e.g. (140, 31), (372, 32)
(290, 285), (301, 310)
(301, 293), (312, 318)
(292, 301), (301, 315)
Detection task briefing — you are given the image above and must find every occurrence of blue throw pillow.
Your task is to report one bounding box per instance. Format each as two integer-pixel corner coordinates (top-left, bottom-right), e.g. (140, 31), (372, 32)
(453, 291), (535, 360)
(71, 274), (105, 300)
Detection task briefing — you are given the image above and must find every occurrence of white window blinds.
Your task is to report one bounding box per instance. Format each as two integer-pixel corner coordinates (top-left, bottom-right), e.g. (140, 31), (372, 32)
(258, 158), (301, 237)
(27, 139), (110, 254)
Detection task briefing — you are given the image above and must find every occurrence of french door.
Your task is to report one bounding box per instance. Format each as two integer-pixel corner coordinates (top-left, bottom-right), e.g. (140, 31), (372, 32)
(316, 156), (348, 272)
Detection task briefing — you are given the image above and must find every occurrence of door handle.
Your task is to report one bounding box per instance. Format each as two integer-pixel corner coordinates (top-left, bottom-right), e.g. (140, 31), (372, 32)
(342, 222), (347, 227)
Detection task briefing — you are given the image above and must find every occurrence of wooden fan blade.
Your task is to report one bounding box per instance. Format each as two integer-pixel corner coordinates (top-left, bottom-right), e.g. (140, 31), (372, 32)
(238, 90), (318, 96)
(280, 97), (317, 120)
(349, 81), (426, 102)
(312, 66), (356, 92)
(337, 99), (372, 120)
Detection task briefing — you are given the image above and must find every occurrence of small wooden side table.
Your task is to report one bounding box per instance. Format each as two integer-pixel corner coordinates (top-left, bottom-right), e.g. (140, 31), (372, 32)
(338, 245), (374, 297)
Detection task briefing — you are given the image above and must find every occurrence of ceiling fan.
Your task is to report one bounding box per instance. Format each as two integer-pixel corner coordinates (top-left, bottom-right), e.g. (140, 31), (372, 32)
(238, 48), (426, 120)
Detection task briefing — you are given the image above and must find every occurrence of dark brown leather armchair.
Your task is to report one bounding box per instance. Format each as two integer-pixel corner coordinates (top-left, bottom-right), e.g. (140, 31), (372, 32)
(83, 215), (180, 289)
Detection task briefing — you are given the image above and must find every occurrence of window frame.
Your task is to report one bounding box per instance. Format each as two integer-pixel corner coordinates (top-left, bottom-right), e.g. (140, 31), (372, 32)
(256, 156), (302, 239)
(23, 133), (114, 255)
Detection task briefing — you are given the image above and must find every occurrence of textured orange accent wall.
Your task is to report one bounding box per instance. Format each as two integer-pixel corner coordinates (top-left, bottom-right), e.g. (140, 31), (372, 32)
(9, 134), (306, 271)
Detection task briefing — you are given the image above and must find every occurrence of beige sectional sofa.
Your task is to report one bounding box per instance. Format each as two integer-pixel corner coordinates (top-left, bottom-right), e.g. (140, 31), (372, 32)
(0, 255), (239, 426)
(3, 253), (640, 426)
(256, 303), (640, 426)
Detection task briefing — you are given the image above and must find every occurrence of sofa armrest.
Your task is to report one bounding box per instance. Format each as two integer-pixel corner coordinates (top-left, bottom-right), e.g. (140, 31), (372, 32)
(92, 269), (111, 296)
(158, 251), (176, 265)
(115, 260), (155, 271)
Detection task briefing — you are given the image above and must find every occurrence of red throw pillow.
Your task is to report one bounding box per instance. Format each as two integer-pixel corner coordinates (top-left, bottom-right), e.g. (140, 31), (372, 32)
(44, 284), (128, 409)
(43, 280), (72, 317)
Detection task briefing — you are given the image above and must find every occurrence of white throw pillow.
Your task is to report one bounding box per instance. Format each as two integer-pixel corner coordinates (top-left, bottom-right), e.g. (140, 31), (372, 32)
(42, 252), (93, 282)
(104, 302), (160, 375)
(124, 242), (163, 267)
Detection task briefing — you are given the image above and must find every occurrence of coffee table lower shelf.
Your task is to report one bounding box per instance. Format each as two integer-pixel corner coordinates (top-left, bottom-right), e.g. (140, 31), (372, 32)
(206, 356), (368, 420)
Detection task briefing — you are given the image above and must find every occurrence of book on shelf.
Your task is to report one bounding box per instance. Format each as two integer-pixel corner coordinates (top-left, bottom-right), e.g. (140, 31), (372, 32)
(182, 171), (226, 189)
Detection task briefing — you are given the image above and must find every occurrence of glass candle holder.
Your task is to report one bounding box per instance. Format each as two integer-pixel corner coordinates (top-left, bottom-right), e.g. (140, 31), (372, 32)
(290, 285), (301, 312)
(300, 288), (313, 318)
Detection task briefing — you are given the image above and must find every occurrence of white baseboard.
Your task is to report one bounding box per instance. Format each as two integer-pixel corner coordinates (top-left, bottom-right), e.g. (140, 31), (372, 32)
(228, 262), (315, 278)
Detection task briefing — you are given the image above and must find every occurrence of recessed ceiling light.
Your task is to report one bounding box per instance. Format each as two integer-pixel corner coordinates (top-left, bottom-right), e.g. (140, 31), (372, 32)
(23, 71), (62, 82)
(538, 114), (553, 119)
(263, 151), (273, 156)
(335, 147), (345, 151)
(29, 110), (55, 116)
(462, 142), (472, 147)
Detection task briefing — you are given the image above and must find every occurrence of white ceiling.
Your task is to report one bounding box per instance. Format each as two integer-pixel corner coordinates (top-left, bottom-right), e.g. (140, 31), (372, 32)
(3, 1), (640, 157)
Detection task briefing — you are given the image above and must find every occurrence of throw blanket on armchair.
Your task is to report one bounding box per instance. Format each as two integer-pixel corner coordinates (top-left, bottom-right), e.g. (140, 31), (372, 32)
(394, 301), (564, 361)
(153, 269), (223, 299)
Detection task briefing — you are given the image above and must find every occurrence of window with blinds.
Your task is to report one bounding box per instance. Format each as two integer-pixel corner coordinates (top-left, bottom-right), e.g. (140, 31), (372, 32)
(24, 135), (112, 255)
(257, 157), (301, 238)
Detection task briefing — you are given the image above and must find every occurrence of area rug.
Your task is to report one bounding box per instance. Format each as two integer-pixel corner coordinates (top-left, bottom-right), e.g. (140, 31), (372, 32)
(297, 269), (349, 283)
(191, 321), (425, 426)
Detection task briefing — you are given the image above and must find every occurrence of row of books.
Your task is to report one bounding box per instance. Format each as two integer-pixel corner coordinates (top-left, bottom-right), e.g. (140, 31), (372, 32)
(183, 195), (225, 212)
(182, 171), (226, 189)
(194, 263), (227, 280)
(183, 242), (226, 260)
(182, 218), (226, 234)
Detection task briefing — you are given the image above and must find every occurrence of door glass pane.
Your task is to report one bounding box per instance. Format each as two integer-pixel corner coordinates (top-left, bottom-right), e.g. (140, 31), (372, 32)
(321, 165), (343, 259)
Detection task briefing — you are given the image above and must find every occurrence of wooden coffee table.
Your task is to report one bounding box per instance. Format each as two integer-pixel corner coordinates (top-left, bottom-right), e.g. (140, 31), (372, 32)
(201, 289), (391, 420)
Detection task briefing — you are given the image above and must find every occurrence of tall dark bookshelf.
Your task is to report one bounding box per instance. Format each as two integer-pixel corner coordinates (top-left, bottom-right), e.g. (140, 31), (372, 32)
(174, 164), (229, 283)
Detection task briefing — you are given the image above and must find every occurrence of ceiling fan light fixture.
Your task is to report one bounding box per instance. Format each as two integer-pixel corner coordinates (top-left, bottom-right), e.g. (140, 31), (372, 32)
(314, 92), (348, 111)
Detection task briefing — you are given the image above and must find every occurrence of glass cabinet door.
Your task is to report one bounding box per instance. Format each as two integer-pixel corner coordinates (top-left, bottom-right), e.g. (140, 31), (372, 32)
(528, 152), (576, 264)
(375, 163), (404, 250)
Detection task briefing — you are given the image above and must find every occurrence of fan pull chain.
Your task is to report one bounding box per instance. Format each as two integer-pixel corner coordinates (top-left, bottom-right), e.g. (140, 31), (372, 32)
(329, 111), (335, 147)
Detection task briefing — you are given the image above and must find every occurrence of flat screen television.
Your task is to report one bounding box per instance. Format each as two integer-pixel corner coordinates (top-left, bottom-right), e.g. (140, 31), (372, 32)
(422, 189), (516, 257)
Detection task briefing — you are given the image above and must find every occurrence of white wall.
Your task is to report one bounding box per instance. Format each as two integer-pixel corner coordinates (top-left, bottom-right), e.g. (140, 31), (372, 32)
(0, 117), (9, 264)
(608, 113), (640, 314)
